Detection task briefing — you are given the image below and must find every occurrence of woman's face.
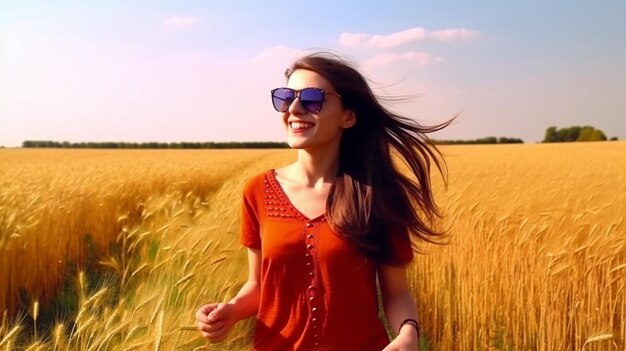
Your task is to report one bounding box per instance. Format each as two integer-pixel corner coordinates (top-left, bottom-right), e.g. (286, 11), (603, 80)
(281, 69), (355, 151)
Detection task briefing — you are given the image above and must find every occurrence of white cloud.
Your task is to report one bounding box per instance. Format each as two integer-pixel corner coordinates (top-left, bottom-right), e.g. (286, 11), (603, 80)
(338, 32), (371, 48)
(163, 16), (200, 28)
(339, 26), (479, 48)
(340, 27), (426, 49)
(428, 28), (479, 41)
(361, 52), (443, 69)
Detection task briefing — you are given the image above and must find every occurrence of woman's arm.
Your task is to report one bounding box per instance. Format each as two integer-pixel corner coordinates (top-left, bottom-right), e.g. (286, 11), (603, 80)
(228, 248), (262, 318)
(378, 264), (420, 350)
(196, 248), (261, 342)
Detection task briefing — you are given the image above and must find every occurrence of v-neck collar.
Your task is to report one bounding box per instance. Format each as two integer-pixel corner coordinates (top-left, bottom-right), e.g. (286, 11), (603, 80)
(268, 169), (326, 223)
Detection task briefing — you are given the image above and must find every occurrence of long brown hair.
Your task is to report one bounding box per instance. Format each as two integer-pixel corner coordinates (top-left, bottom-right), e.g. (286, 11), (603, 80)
(286, 52), (455, 263)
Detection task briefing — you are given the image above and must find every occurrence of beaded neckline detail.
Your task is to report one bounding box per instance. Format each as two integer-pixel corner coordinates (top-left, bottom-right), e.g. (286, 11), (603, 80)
(263, 171), (296, 220)
(264, 169), (327, 223)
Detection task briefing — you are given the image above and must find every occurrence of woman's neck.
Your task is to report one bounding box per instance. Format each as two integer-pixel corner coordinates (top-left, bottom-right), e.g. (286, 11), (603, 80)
(294, 144), (340, 188)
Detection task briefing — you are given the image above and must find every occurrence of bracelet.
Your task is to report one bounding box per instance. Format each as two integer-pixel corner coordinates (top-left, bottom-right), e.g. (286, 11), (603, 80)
(398, 318), (420, 339)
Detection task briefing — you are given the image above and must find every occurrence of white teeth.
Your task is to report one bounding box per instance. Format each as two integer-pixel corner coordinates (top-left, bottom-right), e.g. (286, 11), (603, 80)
(290, 122), (314, 130)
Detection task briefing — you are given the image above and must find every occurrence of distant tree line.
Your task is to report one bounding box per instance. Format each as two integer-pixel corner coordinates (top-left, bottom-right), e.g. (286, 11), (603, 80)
(16, 128), (620, 149)
(433, 136), (524, 145)
(21, 140), (290, 149)
(20, 138), (526, 148)
(543, 126), (617, 142)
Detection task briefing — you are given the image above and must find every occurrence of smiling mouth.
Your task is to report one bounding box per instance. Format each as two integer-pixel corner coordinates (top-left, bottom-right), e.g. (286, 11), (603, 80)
(290, 121), (315, 131)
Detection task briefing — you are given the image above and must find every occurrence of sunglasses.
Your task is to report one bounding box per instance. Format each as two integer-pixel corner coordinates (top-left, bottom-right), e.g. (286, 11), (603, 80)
(271, 87), (341, 114)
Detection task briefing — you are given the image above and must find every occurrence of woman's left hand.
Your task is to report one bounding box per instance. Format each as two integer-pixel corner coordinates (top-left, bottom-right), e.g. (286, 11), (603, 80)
(381, 333), (419, 351)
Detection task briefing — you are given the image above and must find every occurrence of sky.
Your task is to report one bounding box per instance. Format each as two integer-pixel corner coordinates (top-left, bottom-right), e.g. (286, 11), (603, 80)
(1, 0), (625, 147)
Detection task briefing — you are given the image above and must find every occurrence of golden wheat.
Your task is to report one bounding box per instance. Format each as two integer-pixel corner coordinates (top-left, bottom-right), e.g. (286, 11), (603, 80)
(0, 325), (19, 348)
(154, 310), (165, 351)
(0, 144), (624, 350)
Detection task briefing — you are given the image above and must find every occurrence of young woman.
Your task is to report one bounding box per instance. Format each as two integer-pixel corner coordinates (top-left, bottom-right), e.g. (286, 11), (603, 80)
(196, 52), (453, 350)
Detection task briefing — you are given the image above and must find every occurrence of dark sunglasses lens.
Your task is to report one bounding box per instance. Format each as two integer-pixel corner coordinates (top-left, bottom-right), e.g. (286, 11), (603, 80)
(272, 88), (295, 112)
(300, 88), (324, 113)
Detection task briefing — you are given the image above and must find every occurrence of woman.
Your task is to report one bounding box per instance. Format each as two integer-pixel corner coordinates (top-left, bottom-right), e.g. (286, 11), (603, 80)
(196, 52), (453, 350)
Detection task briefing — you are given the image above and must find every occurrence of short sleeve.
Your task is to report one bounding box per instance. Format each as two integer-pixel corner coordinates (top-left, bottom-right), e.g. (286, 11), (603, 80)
(385, 226), (414, 267)
(239, 176), (261, 249)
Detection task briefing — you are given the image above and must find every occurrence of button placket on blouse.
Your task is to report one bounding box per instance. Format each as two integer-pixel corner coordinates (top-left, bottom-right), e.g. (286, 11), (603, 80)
(304, 221), (320, 345)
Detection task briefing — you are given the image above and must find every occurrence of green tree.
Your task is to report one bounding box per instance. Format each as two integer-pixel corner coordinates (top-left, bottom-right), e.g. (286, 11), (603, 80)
(544, 125), (609, 143)
(560, 126), (581, 141)
(544, 126), (557, 142)
(577, 127), (595, 141)
(591, 129), (607, 141)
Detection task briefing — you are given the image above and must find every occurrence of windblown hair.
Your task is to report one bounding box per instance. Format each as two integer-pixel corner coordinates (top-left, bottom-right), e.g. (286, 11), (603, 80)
(286, 52), (455, 264)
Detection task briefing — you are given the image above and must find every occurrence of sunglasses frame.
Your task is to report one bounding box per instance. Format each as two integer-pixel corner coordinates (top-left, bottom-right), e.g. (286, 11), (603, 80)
(271, 87), (342, 114)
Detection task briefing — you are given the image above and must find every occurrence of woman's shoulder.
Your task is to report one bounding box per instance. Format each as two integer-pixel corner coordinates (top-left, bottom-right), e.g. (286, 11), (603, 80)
(242, 168), (274, 195)
(242, 163), (296, 191)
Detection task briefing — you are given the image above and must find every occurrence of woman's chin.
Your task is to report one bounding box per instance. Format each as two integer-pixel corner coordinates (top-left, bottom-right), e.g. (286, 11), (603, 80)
(287, 142), (309, 150)
(287, 136), (311, 149)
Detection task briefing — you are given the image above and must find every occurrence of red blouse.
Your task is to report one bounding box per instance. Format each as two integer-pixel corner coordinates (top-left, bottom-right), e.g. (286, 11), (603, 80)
(240, 170), (413, 351)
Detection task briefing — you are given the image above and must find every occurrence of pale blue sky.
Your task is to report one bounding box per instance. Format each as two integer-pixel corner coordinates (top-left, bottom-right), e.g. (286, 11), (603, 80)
(1, 0), (625, 147)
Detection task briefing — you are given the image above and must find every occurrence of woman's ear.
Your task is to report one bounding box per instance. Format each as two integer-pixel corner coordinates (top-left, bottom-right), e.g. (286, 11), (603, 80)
(341, 110), (357, 129)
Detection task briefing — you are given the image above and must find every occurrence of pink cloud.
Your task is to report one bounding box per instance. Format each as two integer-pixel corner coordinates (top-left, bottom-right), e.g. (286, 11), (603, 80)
(428, 28), (479, 41)
(340, 27), (426, 49)
(339, 26), (479, 48)
(362, 52), (443, 69)
(338, 32), (371, 48)
(163, 16), (200, 27)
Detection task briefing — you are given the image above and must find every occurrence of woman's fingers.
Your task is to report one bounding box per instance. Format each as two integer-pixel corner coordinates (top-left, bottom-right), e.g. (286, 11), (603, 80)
(195, 303), (218, 322)
(197, 320), (228, 342)
(199, 323), (228, 342)
(207, 303), (228, 322)
(200, 331), (227, 342)
(198, 320), (225, 333)
(195, 303), (232, 342)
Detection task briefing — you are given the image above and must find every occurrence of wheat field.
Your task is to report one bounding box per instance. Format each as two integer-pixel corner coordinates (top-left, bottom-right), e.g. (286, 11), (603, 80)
(0, 142), (624, 350)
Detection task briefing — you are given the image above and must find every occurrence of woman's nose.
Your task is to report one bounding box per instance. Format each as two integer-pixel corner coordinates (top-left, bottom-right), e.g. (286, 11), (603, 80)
(288, 97), (306, 115)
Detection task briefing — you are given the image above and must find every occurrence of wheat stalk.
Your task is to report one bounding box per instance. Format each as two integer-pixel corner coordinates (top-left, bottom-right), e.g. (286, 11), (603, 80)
(53, 323), (64, 351)
(122, 324), (143, 344)
(73, 317), (94, 337)
(149, 298), (164, 327)
(173, 273), (195, 288)
(582, 333), (613, 350)
(122, 340), (150, 351)
(78, 270), (87, 302)
(32, 300), (39, 339)
(24, 342), (43, 351)
(0, 325), (20, 348)
(85, 287), (108, 307)
(133, 294), (157, 313)
(92, 321), (128, 351)
(154, 310), (164, 351)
